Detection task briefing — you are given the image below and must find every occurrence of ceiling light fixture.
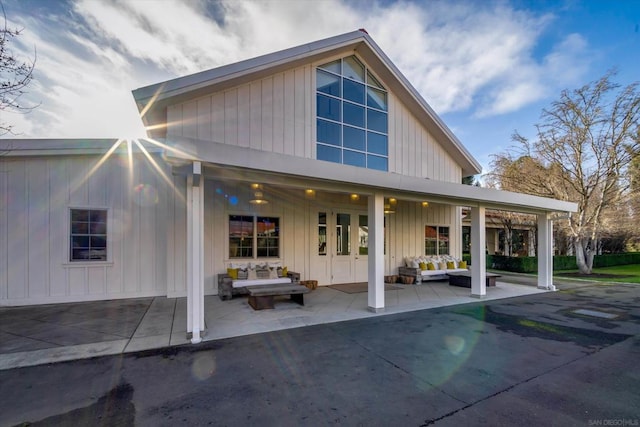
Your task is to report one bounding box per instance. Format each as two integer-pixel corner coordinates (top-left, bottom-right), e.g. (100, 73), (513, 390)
(249, 191), (269, 204)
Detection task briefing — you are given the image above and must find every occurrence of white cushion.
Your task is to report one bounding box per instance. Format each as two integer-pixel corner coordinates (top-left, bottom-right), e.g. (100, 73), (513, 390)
(232, 277), (292, 288)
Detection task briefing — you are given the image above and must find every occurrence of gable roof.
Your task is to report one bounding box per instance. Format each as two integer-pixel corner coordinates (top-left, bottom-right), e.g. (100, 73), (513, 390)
(132, 29), (482, 177)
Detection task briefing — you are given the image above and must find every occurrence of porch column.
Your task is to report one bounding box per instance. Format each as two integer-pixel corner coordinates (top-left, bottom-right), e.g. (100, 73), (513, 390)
(537, 213), (555, 290)
(187, 161), (205, 344)
(470, 206), (486, 298)
(367, 192), (385, 312)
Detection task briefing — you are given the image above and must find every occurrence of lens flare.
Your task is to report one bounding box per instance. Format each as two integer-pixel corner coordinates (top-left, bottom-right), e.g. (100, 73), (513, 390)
(191, 351), (216, 381)
(133, 184), (159, 206)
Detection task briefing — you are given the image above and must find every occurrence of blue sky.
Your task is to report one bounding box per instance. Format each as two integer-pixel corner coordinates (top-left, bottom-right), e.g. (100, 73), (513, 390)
(3, 0), (639, 176)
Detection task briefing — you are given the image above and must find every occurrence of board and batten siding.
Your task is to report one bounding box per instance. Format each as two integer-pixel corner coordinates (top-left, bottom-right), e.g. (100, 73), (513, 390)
(166, 59), (463, 184)
(0, 154), (172, 306)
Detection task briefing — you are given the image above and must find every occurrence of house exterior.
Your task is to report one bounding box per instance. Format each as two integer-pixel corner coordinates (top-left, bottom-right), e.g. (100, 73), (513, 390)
(0, 30), (576, 342)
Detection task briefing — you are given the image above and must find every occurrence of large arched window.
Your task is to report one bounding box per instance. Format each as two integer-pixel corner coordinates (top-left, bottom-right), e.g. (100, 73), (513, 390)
(316, 56), (388, 171)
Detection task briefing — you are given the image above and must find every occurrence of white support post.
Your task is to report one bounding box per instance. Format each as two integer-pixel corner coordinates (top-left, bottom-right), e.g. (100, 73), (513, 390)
(470, 206), (486, 298)
(186, 162), (204, 344)
(537, 213), (555, 291)
(367, 192), (385, 313)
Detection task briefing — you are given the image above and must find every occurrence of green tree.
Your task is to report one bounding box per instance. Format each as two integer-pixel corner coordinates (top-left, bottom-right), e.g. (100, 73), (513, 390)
(489, 71), (640, 274)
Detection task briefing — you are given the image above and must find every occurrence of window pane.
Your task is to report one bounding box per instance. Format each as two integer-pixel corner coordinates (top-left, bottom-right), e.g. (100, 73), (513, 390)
(72, 236), (89, 248)
(90, 236), (106, 248)
(90, 210), (107, 223)
(317, 119), (341, 146)
(439, 226), (450, 255)
(367, 154), (388, 171)
(425, 225), (437, 255)
(367, 87), (387, 111)
(367, 109), (388, 133)
(229, 215), (253, 258)
(317, 94), (340, 121)
(343, 102), (365, 127)
(343, 56), (364, 82)
(344, 150), (366, 168)
(90, 222), (107, 234)
(343, 79), (365, 104)
(318, 59), (341, 74)
(316, 69), (341, 96)
(71, 222), (88, 234)
(367, 132), (388, 155)
(71, 210), (88, 222)
(358, 215), (368, 255)
(367, 70), (384, 89)
(317, 144), (341, 163)
(336, 213), (351, 256)
(318, 212), (327, 256)
(344, 126), (365, 151)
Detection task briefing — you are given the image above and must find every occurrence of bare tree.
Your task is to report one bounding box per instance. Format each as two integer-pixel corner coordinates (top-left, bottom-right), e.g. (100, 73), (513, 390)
(489, 71), (640, 274)
(1, 2), (36, 135)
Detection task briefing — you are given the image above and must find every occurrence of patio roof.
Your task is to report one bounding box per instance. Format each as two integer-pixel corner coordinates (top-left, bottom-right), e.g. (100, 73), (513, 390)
(167, 137), (578, 215)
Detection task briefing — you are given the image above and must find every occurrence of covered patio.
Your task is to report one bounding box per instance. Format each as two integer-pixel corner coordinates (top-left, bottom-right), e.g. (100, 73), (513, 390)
(0, 278), (547, 370)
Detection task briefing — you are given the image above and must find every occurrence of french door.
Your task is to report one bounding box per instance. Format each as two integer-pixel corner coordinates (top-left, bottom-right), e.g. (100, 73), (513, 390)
(331, 211), (368, 284)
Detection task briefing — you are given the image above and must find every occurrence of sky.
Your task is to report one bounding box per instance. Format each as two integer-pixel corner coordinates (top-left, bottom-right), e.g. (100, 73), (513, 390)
(2, 0), (639, 175)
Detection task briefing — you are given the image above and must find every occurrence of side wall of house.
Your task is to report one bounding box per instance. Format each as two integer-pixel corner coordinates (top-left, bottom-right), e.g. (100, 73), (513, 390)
(0, 154), (171, 306)
(166, 56), (463, 183)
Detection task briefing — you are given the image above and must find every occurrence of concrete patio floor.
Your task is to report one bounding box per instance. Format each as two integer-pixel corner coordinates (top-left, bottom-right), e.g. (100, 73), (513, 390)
(0, 279), (548, 370)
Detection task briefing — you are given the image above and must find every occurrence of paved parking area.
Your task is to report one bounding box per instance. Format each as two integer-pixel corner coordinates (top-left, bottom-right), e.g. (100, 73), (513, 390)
(0, 279), (638, 426)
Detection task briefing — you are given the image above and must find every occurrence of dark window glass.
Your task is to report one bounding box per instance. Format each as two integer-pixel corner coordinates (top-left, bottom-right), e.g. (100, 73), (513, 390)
(344, 150), (366, 167)
(343, 56), (365, 82)
(70, 208), (107, 261)
(229, 215), (254, 258)
(367, 155), (388, 171)
(317, 119), (341, 146)
(256, 217), (279, 258)
(316, 69), (341, 96)
(317, 94), (340, 121)
(367, 132), (388, 155)
(343, 102), (365, 127)
(343, 126), (365, 151)
(318, 59), (341, 74)
(317, 144), (341, 163)
(343, 79), (365, 104)
(367, 109), (388, 133)
(367, 87), (387, 111)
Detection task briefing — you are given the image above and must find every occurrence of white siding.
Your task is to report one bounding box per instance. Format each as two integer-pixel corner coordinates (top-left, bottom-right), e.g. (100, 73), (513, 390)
(168, 59), (463, 184)
(202, 182), (460, 286)
(0, 154), (173, 306)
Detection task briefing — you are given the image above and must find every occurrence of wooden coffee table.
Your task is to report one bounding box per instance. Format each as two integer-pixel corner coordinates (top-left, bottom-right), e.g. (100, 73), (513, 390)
(246, 283), (310, 310)
(447, 271), (501, 288)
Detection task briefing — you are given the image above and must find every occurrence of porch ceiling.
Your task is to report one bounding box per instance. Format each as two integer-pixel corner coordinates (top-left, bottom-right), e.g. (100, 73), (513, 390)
(168, 137), (577, 216)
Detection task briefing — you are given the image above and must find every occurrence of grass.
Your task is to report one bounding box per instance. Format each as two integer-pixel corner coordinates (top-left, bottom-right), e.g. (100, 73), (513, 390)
(555, 263), (640, 283)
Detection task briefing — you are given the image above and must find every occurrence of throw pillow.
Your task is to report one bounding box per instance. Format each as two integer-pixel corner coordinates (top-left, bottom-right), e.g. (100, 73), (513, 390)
(446, 261), (455, 269)
(269, 268), (278, 279)
(282, 266), (288, 277)
(438, 261), (447, 270)
(459, 261), (468, 269)
(427, 262), (436, 271)
(227, 268), (239, 280)
(419, 262), (427, 271)
(247, 268), (257, 280)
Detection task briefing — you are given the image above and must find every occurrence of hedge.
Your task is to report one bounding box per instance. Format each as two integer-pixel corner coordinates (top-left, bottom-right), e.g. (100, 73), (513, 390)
(463, 252), (640, 273)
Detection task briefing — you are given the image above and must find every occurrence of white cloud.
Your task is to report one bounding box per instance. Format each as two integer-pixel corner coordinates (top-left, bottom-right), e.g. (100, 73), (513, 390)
(2, 0), (593, 139)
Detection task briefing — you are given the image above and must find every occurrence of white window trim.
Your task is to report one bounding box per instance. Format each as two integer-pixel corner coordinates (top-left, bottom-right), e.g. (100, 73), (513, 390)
(64, 206), (112, 265)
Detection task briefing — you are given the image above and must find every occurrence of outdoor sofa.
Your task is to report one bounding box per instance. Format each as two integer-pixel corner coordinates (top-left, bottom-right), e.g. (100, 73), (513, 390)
(218, 262), (300, 300)
(398, 256), (468, 284)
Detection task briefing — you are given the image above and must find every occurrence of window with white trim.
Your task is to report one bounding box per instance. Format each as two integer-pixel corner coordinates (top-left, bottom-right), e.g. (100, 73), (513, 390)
(70, 208), (107, 261)
(316, 55), (388, 171)
(229, 215), (280, 258)
(425, 225), (449, 256)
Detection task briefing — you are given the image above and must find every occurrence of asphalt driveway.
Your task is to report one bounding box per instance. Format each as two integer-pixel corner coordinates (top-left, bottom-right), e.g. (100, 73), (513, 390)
(1, 281), (639, 426)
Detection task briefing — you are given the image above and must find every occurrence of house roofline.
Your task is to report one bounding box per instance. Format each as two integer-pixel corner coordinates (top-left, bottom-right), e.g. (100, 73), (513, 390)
(132, 30), (482, 176)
